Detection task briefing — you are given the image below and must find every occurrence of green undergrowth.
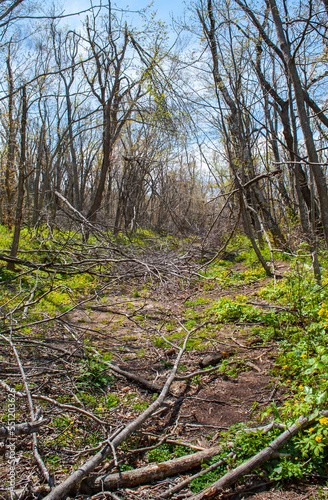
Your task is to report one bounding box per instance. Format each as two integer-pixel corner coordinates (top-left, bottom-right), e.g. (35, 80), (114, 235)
(189, 417), (328, 492)
(201, 234), (283, 287)
(77, 351), (115, 391)
(203, 263), (267, 287)
(147, 443), (194, 462)
(0, 226), (100, 325)
(187, 239), (328, 489)
(0, 224), (167, 327)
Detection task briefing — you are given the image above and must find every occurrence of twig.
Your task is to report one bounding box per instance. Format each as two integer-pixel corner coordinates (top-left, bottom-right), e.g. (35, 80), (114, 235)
(184, 424), (229, 429)
(245, 361), (262, 373)
(106, 438), (118, 468)
(175, 363), (228, 381)
(127, 436), (167, 454)
(137, 435), (206, 453)
(90, 494), (120, 500)
(0, 380), (110, 426)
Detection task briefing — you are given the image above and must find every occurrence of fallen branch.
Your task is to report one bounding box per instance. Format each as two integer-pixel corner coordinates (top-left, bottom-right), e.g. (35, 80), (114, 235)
(3, 334), (54, 488)
(89, 446), (222, 491)
(240, 422), (285, 434)
(189, 410), (328, 500)
(43, 324), (197, 500)
(91, 347), (162, 393)
(157, 437), (206, 452)
(0, 281), (114, 336)
(174, 364), (227, 381)
(0, 252), (46, 270)
(90, 493), (122, 500)
(0, 419), (48, 437)
(132, 435), (205, 454)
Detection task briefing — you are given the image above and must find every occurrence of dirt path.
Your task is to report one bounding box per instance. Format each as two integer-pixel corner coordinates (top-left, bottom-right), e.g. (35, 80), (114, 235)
(66, 270), (281, 434)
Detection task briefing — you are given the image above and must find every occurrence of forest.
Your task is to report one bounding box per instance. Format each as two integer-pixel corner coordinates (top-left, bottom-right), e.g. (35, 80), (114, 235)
(1, 0), (328, 498)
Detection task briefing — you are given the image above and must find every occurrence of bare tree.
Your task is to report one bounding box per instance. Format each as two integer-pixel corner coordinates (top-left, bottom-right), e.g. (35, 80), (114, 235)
(196, 0), (286, 261)
(81, 3), (150, 222)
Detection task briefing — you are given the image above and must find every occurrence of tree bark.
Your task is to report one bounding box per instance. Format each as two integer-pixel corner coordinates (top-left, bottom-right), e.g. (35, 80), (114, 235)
(87, 446), (221, 492)
(0, 419), (48, 437)
(5, 47), (16, 228)
(7, 85), (27, 271)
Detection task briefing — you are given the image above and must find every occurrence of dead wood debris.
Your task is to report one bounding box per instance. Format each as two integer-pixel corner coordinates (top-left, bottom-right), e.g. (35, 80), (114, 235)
(87, 446), (221, 492)
(91, 347), (162, 393)
(41, 324), (198, 500)
(0, 419), (49, 437)
(1, 225), (325, 500)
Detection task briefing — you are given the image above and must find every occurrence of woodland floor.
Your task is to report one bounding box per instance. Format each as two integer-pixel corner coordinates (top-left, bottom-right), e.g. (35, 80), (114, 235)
(1, 257), (327, 500)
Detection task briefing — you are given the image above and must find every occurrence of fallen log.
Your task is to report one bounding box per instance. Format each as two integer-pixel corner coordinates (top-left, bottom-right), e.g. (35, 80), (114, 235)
(189, 410), (328, 500)
(88, 446), (221, 492)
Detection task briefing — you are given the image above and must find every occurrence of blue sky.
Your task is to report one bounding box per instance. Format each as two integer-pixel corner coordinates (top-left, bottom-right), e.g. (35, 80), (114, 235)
(127, 0), (185, 20)
(61, 0), (186, 26)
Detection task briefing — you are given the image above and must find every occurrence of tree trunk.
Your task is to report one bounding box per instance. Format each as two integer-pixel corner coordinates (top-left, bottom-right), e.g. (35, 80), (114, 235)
(87, 109), (112, 221)
(7, 85), (27, 271)
(5, 49), (16, 228)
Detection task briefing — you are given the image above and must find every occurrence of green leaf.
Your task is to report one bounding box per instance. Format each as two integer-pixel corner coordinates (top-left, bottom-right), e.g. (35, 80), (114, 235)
(271, 402), (281, 420)
(316, 391), (328, 405)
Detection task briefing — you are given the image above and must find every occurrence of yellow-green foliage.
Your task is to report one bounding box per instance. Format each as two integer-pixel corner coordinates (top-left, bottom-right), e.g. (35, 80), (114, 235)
(0, 224), (99, 324)
(0, 225), (12, 247)
(203, 262), (266, 287)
